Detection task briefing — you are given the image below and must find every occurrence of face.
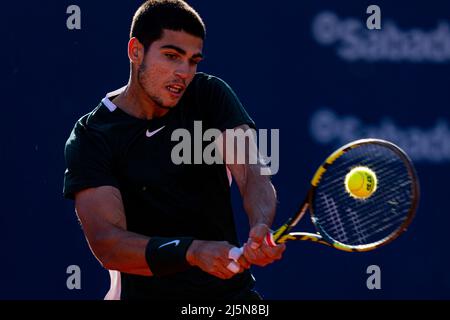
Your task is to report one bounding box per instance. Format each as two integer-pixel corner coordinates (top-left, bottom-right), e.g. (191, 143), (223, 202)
(135, 29), (204, 109)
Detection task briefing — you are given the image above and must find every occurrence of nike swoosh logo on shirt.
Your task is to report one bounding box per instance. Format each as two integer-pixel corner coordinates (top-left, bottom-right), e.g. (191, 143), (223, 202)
(146, 126), (165, 138)
(158, 240), (180, 249)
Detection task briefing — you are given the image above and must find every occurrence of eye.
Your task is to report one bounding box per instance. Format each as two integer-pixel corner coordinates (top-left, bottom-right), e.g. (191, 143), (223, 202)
(190, 58), (203, 66)
(165, 53), (178, 60)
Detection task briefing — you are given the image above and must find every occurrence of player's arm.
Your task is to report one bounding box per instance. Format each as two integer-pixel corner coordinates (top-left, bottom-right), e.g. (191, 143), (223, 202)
(218, 124), (285, 266)
(75, 186), (152, 276)
(74, 185), (246, 278)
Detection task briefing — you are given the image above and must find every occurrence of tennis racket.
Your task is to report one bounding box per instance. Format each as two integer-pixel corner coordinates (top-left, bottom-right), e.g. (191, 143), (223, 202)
(227, 138), (419, 272)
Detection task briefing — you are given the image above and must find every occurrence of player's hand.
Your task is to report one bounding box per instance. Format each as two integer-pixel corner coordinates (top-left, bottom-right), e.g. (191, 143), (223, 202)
(186, 240), (250, 279)
(243, 223), (286, 267)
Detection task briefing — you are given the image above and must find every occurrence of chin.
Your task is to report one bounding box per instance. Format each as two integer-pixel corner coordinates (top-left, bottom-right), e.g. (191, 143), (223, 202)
(150, 94), (178, 109)
(159, 101), (178, 109)
(164, 97), (182, 108)
(163, 98), (179, 107)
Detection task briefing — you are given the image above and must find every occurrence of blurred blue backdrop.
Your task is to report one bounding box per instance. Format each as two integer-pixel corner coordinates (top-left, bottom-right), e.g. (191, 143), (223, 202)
(1, 0), (450, 299)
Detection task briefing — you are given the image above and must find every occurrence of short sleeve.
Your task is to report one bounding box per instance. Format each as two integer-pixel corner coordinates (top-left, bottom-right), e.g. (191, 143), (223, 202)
(63, 121), (119, 199)
(199, 75), (256, 132)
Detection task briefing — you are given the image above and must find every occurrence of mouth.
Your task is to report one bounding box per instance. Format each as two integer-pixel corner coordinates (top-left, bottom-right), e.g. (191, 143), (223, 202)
(166, 83), (185, 97)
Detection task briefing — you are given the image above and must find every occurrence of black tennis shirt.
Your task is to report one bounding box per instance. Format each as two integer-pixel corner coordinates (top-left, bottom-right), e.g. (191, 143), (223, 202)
(63, 72), (256, 299)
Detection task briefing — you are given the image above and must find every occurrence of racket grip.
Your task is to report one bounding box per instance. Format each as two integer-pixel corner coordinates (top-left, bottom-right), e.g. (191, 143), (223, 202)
(228, 246), (243, 261)
(226, 233), (276, 273)
(227, 247), (243, 273)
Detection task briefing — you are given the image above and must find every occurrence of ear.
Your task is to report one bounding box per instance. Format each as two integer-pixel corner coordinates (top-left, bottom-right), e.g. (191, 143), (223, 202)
(128, 37), (144, 64)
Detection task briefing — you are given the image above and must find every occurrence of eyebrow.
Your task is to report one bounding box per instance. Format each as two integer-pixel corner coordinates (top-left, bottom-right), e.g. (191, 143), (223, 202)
(160, 44), (204, 59)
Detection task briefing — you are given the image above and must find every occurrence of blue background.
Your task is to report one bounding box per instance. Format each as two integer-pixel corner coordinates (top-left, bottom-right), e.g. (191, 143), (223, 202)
(2, 0), (450, 299)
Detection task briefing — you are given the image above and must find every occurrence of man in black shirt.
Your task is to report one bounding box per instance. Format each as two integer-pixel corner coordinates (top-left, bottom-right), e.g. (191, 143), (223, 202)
(63, 0), (285, 300)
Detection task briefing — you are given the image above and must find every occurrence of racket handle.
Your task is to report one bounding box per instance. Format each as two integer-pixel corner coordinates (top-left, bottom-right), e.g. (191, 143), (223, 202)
(226, 233), (276, 273)
(228, 247), (243, 260)
(226, 247), (243, 273)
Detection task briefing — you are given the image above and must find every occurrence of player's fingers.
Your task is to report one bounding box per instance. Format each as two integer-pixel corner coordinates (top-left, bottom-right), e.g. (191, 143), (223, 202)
(237, 255), (251, 269)
(242, 240), (284, 266)
(225, 260), (240, 273)
(248, 223), (270, 249)
(242, 242), (259, 261)
(212, 270), (231, 279)
(261, 242), (286, 260)
(243, 246), (274, 266)
(221, 262), (242, 278)
(272, 247), (285, 260)
(213, 263), (234, 278)
(221, 250), (245, 274)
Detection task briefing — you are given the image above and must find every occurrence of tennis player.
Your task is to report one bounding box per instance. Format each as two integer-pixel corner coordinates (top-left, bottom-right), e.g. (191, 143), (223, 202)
(63, 0), (285, 300)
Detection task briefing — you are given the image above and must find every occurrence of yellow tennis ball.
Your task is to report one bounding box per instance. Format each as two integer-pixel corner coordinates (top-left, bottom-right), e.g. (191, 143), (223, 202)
(345, 166), (377, 199)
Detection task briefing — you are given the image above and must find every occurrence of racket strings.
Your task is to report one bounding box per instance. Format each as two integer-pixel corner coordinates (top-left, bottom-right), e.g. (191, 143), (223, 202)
(318, 165), (409, 229)
(319, 170), (410, 243)
(312, 143), (415, 247)
(320, 169), (410, 236)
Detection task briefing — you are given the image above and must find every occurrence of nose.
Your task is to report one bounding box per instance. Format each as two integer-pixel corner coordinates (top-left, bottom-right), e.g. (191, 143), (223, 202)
(174, 62), (191, 80)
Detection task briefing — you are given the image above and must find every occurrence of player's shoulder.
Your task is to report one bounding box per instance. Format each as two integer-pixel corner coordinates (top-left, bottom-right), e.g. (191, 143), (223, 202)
(67, 97), (122, 146)
(73, 94), (130, 133)
(79, 101), (114, 128)
(187, 72), (237, 100)
(192, 71), (221, 82)
(191, 72), (232, 89)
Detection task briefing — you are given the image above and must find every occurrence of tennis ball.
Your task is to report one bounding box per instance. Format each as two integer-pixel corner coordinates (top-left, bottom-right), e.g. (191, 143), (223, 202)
(345, 166), (377, 199)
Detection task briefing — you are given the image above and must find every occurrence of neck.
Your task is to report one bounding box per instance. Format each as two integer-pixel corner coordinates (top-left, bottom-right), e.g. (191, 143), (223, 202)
(112, 75), (169, 120)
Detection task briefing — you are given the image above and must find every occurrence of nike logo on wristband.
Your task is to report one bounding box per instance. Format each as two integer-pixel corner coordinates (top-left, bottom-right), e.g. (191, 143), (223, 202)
(158, 240), (180, 249)
(146, 126), (165, 138)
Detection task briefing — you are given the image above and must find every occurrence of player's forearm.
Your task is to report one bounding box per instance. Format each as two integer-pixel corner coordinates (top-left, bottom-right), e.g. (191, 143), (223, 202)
(242, 166), (277, 228)
(92, 228), (152, 276)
